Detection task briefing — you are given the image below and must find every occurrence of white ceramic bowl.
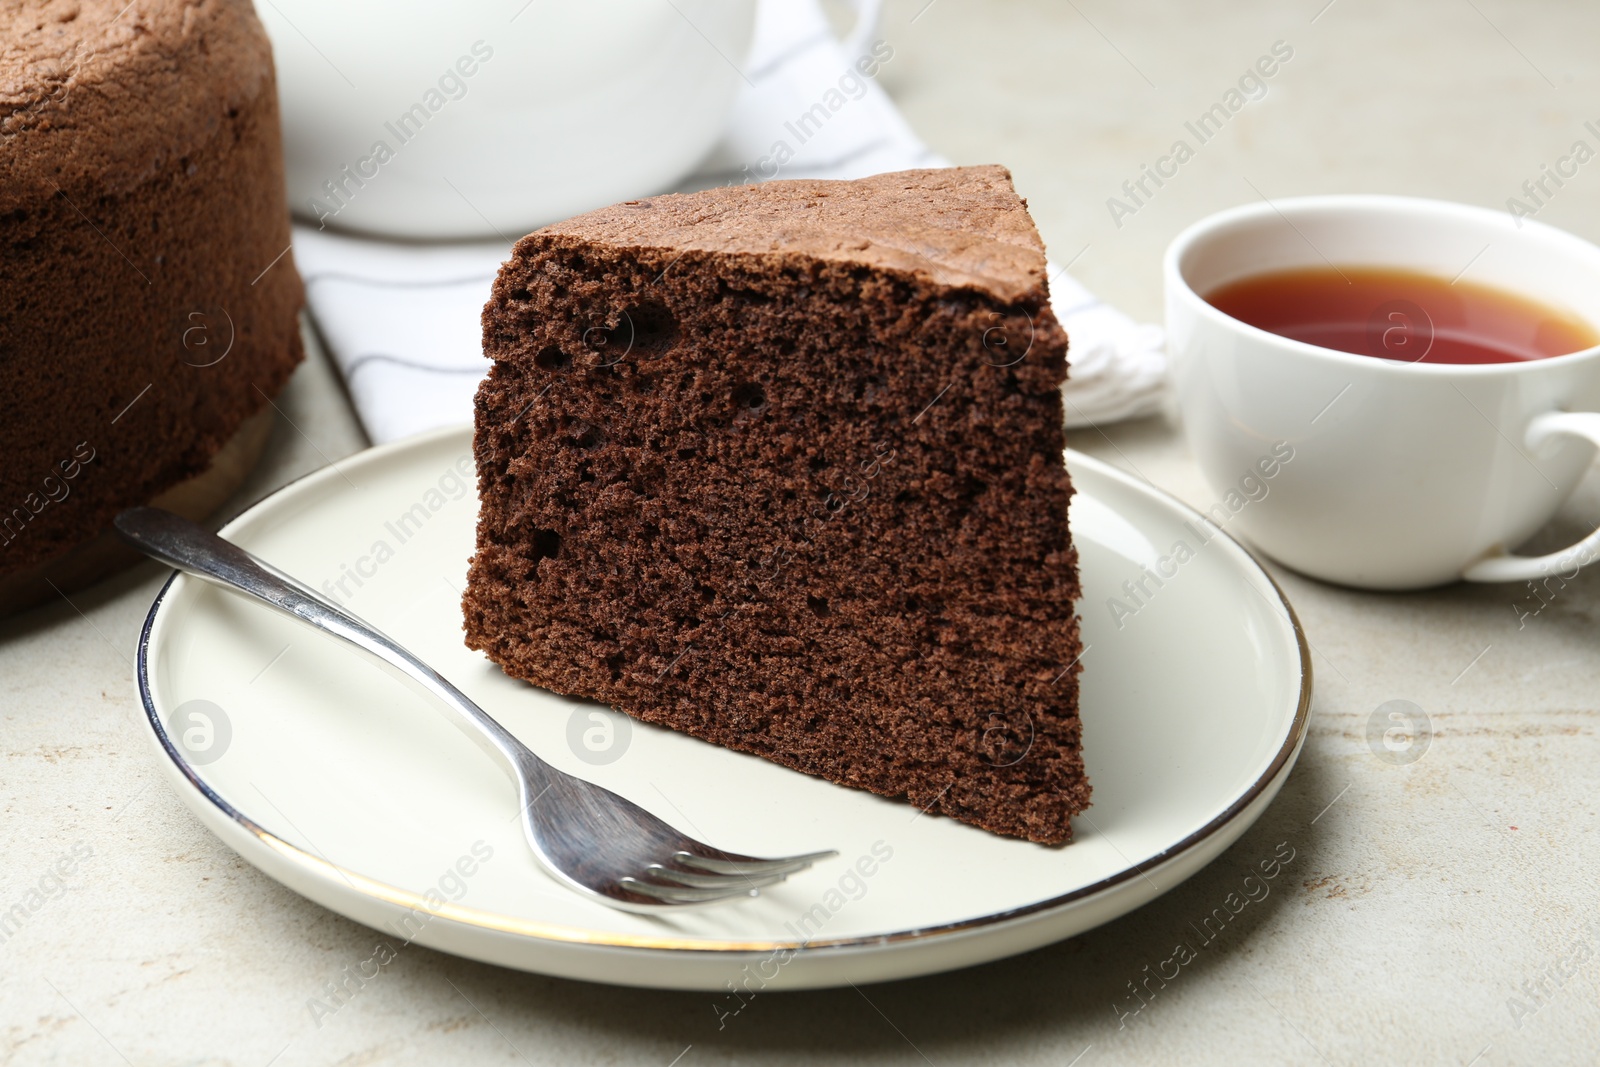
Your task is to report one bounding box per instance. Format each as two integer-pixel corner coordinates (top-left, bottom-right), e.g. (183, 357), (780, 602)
(259, 1), (755, 239)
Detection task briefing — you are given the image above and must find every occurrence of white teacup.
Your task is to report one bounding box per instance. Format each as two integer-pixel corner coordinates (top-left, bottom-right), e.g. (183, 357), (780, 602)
(1166, 195), (1600, 590)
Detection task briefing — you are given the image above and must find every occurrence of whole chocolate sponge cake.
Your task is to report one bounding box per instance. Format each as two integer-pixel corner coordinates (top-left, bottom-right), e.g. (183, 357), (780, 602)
(0, 0), (304, 611)
(464, 166), (1087, 843)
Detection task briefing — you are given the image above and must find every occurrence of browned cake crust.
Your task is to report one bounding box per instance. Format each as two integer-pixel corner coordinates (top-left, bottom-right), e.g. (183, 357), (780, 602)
(464, 166), (1087, 843)
(0, 0), (304, 581)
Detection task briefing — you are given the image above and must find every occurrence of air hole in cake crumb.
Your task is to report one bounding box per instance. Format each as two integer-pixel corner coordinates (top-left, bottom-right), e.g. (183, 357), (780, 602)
(731, 382), (766, 410)
(676, 447), (696, 460)
(509, 288), (531, 302)
(568, 424), (605, 450)
(534, 346), (570, 370)
(719, 282), (773, 306)
(894, 490), (915, 505)
(631, 374), (657, 395)
(808, 454), (831, 472)
(619, 301), (679, 360)
(629, 463), (663, 493)
(524, 528), (562, 567)
(807, 595), (831, 618)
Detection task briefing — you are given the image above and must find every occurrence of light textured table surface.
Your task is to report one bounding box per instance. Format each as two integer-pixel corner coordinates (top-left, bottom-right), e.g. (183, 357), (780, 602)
(6, 1), (1600, 1063)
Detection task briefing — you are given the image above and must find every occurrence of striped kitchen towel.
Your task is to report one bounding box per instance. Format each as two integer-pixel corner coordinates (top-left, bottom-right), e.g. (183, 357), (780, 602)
(291, 0), (1166, 445)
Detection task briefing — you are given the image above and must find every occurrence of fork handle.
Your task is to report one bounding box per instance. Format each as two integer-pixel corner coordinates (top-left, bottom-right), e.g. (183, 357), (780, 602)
(115, 507), (543, 779)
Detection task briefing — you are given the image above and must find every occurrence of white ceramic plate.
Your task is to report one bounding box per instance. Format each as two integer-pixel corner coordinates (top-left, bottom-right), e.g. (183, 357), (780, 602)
(136, 425), (1309, 990)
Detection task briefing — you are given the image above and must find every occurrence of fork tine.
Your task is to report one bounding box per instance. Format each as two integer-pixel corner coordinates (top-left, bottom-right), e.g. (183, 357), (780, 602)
(645, 864), (793, 890)
(618, 877), (760, 904)
(673, 849), (838, 877)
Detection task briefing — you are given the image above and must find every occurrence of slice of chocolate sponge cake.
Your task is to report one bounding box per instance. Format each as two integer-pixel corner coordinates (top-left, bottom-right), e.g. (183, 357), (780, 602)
(463, 165), (1087, 843)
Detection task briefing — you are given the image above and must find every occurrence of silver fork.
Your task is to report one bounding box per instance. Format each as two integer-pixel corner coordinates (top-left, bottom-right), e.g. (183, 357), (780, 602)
(116, 507), (834, 912)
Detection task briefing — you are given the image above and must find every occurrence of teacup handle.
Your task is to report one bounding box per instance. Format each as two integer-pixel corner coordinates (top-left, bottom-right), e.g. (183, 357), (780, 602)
(1462, 411), (1600, 583)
